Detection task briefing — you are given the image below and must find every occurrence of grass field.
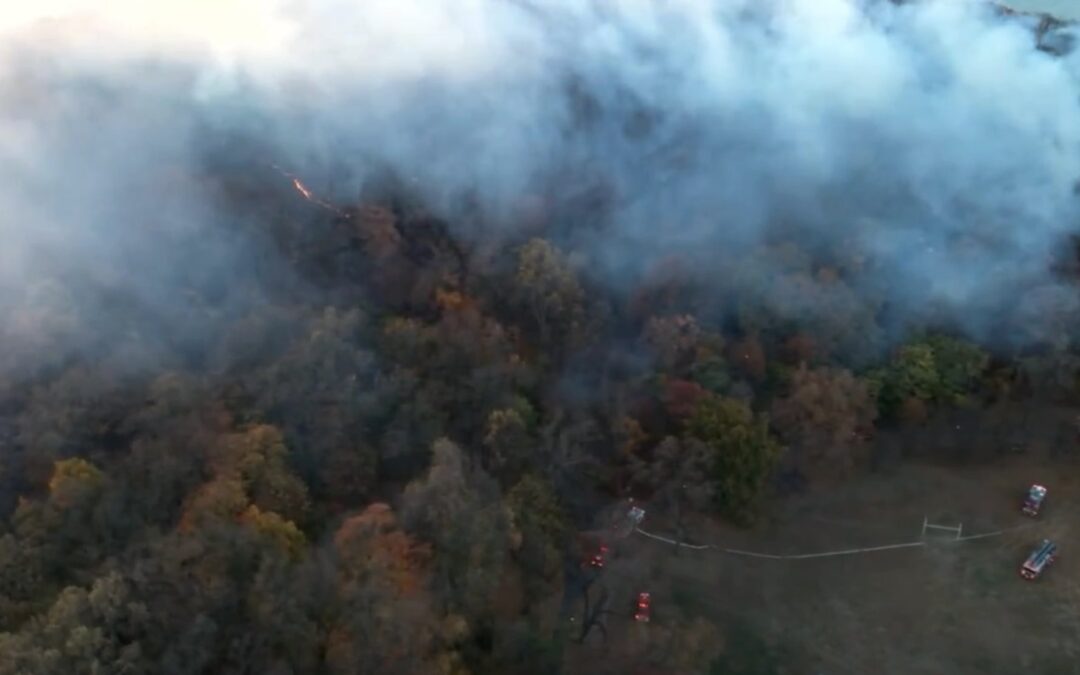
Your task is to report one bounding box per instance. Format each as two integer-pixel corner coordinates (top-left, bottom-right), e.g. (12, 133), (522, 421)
(567, 452), (1080, 674)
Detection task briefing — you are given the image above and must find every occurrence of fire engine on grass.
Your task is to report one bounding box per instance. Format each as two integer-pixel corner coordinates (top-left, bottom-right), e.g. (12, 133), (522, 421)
(1020, 539), (1057, 580)
(1021, 484), (1048, 517)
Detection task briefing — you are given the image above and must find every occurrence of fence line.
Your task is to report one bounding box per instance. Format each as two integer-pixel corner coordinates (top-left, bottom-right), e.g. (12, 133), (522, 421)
(634, 521), (1032, 561)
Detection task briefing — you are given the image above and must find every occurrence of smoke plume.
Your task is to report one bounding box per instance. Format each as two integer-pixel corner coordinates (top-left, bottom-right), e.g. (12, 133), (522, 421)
(2, 0), (1079, 375)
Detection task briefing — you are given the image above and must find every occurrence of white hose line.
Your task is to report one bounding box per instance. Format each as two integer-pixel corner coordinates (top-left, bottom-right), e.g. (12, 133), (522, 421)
(783, 541), (927, 559)
(634, 523), (1027, 560)
(634, 528), (713, 550)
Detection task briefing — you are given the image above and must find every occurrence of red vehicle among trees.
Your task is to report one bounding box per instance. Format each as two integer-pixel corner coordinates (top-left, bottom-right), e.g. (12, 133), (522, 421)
(587, 544), (609, 569)
(634, 592), (651, 622)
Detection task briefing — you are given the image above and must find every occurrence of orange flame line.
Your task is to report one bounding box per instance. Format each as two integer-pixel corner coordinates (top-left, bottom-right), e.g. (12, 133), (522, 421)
(291, 178), (313, 200)
(270, 163), (350, 218)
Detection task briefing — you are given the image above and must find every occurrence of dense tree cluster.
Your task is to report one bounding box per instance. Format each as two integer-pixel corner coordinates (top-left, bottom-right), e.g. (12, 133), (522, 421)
(0, 172), (1073, 674)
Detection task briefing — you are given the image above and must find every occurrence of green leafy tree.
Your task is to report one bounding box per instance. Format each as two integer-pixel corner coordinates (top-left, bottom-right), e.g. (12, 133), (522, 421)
(0, 459), (120, 597)
(245, 308), (379, 500)
(923, 335), (989, 404)
(628, 435), (715, 551)
(628, 436), (715, 512)
(15, 366), (138, 488)
(685, 398), (780, 523)
(0, 534), (47, 630)
(869, 335), (988, 421)
(219, 425), (311, 526)
(868, 343), (936, 422)
(380, 308), (530, 448)
(401, 439), (510, 622)
(689, 355), (731, 395)
(483, 408), (535, 481)
(0, 572), (152, 675)
(47, 458), (105, 510)
(505, 475), (568, 602)
(513, 239), (586, 353)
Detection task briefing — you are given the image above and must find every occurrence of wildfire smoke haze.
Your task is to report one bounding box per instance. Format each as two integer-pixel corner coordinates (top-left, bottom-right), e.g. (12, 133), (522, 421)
(2, 0), (1080, 375)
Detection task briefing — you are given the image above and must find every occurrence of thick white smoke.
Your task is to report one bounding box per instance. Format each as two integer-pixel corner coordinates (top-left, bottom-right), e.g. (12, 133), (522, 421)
(2, 0), (1079, 374)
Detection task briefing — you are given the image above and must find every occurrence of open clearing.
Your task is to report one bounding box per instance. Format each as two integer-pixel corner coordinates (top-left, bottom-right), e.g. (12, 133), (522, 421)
(569, 455), (1080, 674)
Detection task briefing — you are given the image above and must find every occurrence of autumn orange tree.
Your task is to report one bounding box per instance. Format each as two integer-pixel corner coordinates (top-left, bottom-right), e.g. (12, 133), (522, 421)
(770, 365), (877, 479)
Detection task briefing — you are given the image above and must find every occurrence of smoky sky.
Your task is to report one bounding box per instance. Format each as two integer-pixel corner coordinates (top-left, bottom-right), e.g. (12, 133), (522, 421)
(2, 0), (1080, 375)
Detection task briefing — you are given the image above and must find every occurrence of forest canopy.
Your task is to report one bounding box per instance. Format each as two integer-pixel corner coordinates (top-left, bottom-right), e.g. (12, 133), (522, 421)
(2, 0), (1080, 673)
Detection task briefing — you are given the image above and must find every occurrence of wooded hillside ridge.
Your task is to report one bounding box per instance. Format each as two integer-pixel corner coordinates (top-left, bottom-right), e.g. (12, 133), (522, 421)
(2, 1), (1080, 673)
